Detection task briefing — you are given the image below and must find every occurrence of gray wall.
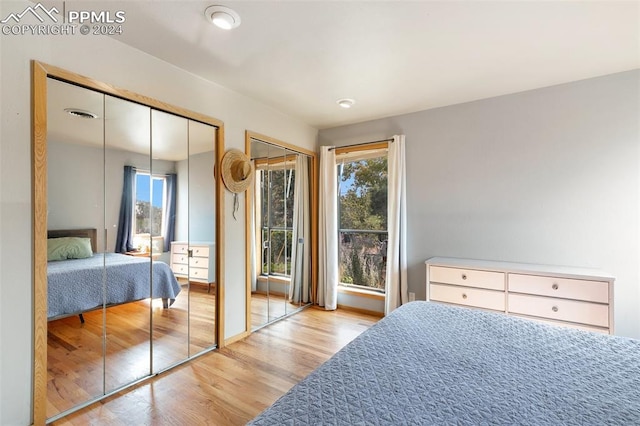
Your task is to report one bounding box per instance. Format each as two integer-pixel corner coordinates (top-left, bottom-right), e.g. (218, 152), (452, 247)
(175, 151), (216, 243)
(48, 141), (175, 252)
(319, 70), (640, 339)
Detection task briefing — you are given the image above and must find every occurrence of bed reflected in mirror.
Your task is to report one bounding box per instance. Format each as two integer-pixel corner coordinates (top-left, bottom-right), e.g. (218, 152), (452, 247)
(42, 74), (220, 421)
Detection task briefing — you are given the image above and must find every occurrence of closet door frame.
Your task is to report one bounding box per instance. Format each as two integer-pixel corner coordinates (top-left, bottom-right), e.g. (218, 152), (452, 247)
(32, 61), (226, 425)
(244, 130), (318, 334)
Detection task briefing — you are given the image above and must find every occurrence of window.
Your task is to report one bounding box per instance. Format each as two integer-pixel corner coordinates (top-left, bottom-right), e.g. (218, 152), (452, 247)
(337, 151), (388, 292)
(258, 166), (295, 276)
(133, 172), (166, 251)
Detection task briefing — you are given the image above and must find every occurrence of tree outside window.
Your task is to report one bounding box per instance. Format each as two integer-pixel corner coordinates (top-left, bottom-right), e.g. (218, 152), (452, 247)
(260, 167), (295, 276)
(338, 155), (388, 292)
(134, 172), (165, 250)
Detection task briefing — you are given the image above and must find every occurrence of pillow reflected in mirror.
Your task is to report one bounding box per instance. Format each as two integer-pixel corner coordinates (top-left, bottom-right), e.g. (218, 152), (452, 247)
(47, 237), (94, 261)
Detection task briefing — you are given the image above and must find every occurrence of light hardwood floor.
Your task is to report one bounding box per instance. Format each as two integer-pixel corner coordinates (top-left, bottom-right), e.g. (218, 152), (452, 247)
(47, 284), (217, 417)
(51, 306), (379, 425)
(250, 292), (307, 330)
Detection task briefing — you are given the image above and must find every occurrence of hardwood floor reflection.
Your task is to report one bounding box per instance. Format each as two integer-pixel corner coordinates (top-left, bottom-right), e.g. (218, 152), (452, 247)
(50, 307), (379, 425)
(47, 284), (216, 418)
(251, 292), (307, 329)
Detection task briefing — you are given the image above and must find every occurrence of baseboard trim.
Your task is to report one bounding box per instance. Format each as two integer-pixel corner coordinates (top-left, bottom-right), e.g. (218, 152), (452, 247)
(224, 330), (250, 346)
(337, 304), (384, 318)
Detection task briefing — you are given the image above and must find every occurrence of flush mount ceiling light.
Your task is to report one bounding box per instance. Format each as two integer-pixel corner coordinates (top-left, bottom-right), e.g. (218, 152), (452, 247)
(337, 98), (355, 109)
(64, 108), (98, 119)
(205, 5), (241, 30)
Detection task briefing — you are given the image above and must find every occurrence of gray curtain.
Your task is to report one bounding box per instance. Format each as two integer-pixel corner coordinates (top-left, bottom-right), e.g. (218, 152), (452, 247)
(115, 165), (136, 253)
(289, 155), (310, 303)
(163, 173), (177, 252)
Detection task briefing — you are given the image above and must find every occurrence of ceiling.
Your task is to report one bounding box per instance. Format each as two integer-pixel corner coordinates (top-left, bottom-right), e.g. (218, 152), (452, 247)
(40, 1), (637, 132)
(48, 78), (216, 160)
(107, 1), (639, 130)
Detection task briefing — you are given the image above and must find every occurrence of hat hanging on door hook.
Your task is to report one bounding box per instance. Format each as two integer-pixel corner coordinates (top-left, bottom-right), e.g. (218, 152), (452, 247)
(221, 149), (254, 193)
(221, 149), (254, 219)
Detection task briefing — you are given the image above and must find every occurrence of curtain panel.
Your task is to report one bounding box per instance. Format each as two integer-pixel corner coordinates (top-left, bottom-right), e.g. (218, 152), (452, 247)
(317, 146), (339, 310)
(385, 135), (408, 314)
(162, 173), (177, 252)
(115, 165), (136, 253)
(289, 155), (311, 303)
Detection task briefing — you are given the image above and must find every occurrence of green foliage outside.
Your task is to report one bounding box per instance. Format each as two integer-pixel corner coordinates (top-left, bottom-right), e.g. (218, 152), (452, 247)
(260, 168), (295, 276)
(339, 157), (388, 290)
(136, 201), (162, 236)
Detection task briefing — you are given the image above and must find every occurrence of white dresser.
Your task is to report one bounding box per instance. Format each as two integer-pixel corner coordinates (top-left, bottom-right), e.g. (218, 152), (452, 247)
(425, 257), (614, 334)
(170, 241), (216, 291)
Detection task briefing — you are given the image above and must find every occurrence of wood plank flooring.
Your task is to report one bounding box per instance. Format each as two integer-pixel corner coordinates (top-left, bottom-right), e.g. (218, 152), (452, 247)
(47, 284), (217, 418)
(250, 292), (307, 330)
(51, 307), (379, 425)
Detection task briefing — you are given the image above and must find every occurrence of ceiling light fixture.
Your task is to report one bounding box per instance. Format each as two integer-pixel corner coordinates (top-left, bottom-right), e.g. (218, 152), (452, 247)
(205, 5), (241, 30)
(337, 98), (355, 109)
(64, 108), (98, 119)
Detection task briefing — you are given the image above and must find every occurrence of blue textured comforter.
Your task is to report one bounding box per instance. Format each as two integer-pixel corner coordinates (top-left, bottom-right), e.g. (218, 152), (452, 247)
(249, 301), (640, 425)
(47, 253), (181, 319)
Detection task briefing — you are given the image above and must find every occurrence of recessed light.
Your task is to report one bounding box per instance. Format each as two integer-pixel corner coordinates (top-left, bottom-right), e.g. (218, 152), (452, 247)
(337, 98), (355, 109)
(64, 108), (98, 119)
(205, 5), (241, 30)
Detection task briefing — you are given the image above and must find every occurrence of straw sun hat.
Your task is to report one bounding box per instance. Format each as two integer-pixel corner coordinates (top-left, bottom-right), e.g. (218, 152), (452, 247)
(221, 149), (254, 194)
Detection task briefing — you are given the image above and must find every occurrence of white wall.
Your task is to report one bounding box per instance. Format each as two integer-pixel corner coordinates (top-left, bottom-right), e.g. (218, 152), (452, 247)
(0, 3), (317, 423)
(319, 70), (640, 339)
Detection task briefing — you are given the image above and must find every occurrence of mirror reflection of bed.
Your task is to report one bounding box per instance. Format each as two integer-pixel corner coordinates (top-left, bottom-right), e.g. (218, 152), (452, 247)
(44, 76), (219, 419)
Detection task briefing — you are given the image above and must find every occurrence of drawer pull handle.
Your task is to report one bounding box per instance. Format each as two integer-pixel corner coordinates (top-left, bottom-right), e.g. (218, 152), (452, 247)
(462, 293), (468, 300)
(461, 274), (467, 280)
(552, 306), (559, 312)
(552, 283), (559, 290)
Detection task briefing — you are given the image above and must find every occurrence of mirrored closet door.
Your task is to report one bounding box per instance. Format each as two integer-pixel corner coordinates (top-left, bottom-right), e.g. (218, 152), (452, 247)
(33, 63), (223, 424)
(246, 132), (316, 330)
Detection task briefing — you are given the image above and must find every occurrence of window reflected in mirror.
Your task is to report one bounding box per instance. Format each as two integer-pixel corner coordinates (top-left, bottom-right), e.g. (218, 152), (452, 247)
(247, 134), (315, 331)
(39, 71), (221, 423)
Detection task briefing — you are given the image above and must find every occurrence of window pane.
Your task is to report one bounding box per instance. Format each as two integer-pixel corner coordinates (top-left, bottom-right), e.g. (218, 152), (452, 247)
(269, 169), (286, 228)
(338, 155), (388, 290)
(339, 231), (387, 291)
(135, 173), (151, 235)
(150, 177), (164, 236)
(285, 169), (295, 228)
(135, 173), (165, 239)
(258, 167), (295, 277)
(268, 229), (292, 276)
(338, 158), (387, 231)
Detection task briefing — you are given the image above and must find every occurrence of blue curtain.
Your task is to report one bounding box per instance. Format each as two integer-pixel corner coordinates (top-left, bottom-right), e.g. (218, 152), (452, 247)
(115, 165), (136, 253)
(163, 173), (177, 252)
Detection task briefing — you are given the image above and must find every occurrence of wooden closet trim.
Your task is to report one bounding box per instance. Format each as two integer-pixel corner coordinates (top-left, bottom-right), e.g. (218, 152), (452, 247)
(32, 61), (226, 425)
(244, 130), (319, 334)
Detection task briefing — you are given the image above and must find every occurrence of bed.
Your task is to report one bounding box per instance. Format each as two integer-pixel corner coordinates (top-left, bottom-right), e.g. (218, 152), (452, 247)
(47, 229), (181, 320)
(249, 301), (640, 425)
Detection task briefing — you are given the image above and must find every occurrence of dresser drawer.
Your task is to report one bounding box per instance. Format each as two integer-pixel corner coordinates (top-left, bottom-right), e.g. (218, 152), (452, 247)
(172, 264), (188, 276)
(508, 294), (609, 328)
(172, 254), (188, 265)
(429, 266), (505, 291)
(191, 246), (210, 258)
(430, 283), (505, 311)
(189, 267), (210, 282)
(510, 314), (609, 334)
(509, 274), (608, 303)
(172, 244), (188, 255)
(189, 257), (208, 268)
